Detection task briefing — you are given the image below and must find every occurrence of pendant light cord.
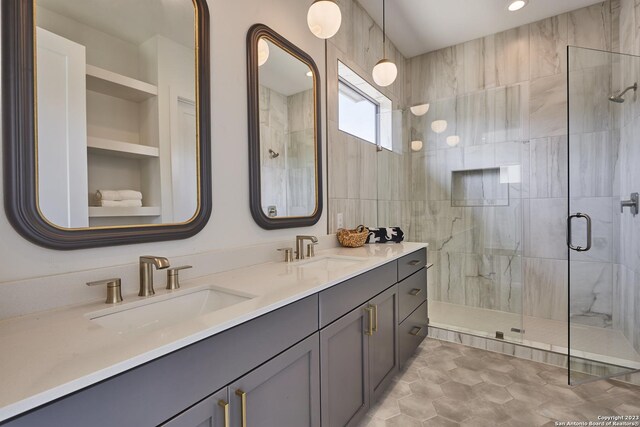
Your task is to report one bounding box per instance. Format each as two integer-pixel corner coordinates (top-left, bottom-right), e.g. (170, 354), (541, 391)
(382, 0), (386, 58)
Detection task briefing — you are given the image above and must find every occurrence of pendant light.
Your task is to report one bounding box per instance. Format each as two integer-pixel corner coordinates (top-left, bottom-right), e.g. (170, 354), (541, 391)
(307, 0), (342, 39)
(372, 0), (397, 87)
(257, 38), (270, 66)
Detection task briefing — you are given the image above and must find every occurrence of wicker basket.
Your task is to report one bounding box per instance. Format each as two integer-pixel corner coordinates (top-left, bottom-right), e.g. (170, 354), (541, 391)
(337, 225), (369, 248)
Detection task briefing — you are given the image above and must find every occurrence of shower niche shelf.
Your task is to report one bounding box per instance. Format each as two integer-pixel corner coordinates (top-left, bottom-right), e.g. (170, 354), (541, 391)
(451, 167), (510, 207)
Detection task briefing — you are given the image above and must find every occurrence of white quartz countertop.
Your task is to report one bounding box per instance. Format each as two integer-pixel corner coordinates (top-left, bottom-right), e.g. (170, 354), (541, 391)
(0, 242), (427, 422)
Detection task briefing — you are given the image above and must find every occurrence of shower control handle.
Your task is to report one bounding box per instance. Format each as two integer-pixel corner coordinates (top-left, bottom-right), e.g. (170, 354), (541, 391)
(567, 213), (592, 252)
(620, 192), (639, 216)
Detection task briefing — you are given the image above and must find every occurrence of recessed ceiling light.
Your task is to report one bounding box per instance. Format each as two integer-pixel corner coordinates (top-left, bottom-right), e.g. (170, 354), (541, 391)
(507, 0), (528, 11)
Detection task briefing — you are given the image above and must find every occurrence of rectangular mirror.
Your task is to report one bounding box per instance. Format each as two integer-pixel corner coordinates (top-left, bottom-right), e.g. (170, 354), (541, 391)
(2, 0), (211, 249)
(247, 25), (322, 229)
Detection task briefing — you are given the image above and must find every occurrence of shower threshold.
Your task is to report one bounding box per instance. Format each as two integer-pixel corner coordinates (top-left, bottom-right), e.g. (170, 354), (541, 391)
(429, 301), (640, 370)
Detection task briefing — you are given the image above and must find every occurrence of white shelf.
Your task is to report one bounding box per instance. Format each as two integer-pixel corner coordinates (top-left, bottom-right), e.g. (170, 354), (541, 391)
(88, 207), (161, 218)
(86, 64), (158, 102)
(87, 137), (159, 159)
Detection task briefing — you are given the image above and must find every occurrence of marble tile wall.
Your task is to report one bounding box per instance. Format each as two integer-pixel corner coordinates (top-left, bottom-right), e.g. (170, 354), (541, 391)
(405, 1), (618, 327)
(615, 0), (640, 353)
(327, 0), (410, 232)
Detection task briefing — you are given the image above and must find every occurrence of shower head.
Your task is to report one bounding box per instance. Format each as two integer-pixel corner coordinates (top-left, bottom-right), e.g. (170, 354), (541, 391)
(268, 149), (280, 159)
(609, 82), (638, 103)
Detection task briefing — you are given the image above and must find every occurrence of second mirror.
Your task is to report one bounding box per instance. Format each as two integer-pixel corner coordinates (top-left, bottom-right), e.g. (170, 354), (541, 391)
(247, 24), (322, 229)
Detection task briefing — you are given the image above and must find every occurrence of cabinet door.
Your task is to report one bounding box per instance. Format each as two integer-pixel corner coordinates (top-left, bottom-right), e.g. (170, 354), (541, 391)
(320, 303), (370, 427)
(369, 286), (399, 402)
(161, 388), (229, 427)
(230, 334), (320, 427)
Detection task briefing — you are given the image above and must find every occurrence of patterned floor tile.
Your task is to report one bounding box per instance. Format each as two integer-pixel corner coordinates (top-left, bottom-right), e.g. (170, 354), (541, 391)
(360, 338), (640, 427)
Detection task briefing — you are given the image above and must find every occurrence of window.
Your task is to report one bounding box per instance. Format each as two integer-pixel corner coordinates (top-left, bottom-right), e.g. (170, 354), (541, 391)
(338, 61), (393, 151)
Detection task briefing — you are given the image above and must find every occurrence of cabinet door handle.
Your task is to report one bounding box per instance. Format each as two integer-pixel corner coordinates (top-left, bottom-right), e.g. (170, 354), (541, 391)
(408, 259), (421, 266)
(409, 326), (423, 336)
(218, 400), (229, 427)
(364, 307), (374, 336)
(409, 288), (422, 296)
(235, 390), (247, 427)
(372, 304), (378, 333)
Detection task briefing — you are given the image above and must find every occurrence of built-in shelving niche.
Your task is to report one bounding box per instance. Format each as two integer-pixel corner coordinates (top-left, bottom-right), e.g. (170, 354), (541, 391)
(86, 64), (162, 227)
(451, 168), (510, 207)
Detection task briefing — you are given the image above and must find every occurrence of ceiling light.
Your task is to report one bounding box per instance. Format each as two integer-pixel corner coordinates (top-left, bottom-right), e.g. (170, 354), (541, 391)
(372, 0), (397, 87)
(507, 0), (528, 12)
(446, 135), (460, 147)
(431, 120), (448, 134)
(411, 140), (423, 151)
(257, 38), (269, 66)
(410, 104), (430, 116)
(372, 59), (398, 87)
(306, 71), (313, 77)
(307, 0), (342, 39)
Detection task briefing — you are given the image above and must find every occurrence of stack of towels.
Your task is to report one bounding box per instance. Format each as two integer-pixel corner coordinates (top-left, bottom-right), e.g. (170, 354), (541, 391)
(95, 190), (143, 207)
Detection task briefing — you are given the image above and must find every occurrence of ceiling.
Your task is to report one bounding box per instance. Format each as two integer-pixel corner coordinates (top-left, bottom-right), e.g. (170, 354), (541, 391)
(260, 40), (314, 97)
(37, 0), (195, 48)
(357, 0), (605, 58)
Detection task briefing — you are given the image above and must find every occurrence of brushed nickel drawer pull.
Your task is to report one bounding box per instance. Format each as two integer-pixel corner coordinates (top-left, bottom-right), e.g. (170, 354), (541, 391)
(408, 260), (421, 266)
(409, 326), (423, 336)
(409, 288), (422, 296)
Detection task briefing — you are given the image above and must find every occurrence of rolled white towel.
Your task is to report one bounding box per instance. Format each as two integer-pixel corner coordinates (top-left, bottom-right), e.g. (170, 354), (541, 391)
(99, 200), (143, 208)
(96, 190), (143, 201)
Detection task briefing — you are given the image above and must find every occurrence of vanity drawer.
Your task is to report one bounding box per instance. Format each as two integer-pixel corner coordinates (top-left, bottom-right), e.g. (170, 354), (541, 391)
(398, 268), (427, 322)
(397, 248), (427, 282)
(319, 262), (396, 328)
(399, 301), (429, 369)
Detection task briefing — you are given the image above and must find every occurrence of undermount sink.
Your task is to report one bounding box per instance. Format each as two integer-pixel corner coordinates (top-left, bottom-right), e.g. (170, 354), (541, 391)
(87, 288), (252, 335)
(295, 255), (365, 271)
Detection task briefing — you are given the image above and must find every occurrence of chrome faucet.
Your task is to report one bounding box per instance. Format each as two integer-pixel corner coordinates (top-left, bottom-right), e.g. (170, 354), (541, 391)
(139, 256), (170, 296)
(296, 235), (318, 260)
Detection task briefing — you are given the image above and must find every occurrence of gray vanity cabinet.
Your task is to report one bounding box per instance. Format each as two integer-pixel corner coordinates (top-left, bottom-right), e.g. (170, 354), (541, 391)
(319, 284), (399, 427)
(319, 303), (370, 427)
(229, 333), (320, 427)
(162, 389), (229, 427)
(368, 286), (399, 402)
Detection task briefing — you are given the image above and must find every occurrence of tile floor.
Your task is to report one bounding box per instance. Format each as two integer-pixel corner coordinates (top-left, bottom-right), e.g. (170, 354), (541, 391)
(359, 338), (640, 426)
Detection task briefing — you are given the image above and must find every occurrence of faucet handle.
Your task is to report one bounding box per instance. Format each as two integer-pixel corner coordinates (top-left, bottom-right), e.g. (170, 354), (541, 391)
(306, 242), (318, 258)
(277, 247), (294, 263)
(87, 278), (123, 304)
(166, 266), (192, 290)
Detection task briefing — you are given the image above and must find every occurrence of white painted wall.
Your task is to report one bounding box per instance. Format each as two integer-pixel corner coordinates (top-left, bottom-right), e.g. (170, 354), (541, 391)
(0, 0), (328, 283)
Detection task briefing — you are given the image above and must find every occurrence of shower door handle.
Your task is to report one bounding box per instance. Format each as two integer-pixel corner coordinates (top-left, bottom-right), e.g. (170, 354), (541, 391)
(567, 213), (592, 252)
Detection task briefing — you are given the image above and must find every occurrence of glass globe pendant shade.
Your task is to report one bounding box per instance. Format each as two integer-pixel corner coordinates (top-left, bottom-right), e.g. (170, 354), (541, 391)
(307, 0), (342, 39)
(257, 38), (270, 66)
(372, 59), (397, 87)
(431, 120), (448, 134)
(410, 103), (430, 116)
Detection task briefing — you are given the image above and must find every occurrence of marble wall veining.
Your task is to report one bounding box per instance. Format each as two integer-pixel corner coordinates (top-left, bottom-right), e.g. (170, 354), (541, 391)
(405, 1), (618, 328)
(327, 0), (411, 234)
(615, 0), (640, 353)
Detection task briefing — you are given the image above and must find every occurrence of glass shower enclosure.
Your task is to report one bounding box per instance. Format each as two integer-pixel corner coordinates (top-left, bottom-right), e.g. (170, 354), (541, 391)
(567, 46), (640, 384)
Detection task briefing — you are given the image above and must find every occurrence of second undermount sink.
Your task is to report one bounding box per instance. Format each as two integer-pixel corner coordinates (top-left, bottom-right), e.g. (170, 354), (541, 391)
(295, 255), (365, 271)
(87, 288), (252, 335)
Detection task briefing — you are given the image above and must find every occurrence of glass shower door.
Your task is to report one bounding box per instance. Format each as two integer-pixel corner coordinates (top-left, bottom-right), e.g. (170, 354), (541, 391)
(568, 46), (640, 384)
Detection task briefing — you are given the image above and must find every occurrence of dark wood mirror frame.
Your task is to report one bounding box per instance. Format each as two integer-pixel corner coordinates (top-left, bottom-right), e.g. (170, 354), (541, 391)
(247, 24), (323, 230)
(2, 0), (211, 250)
